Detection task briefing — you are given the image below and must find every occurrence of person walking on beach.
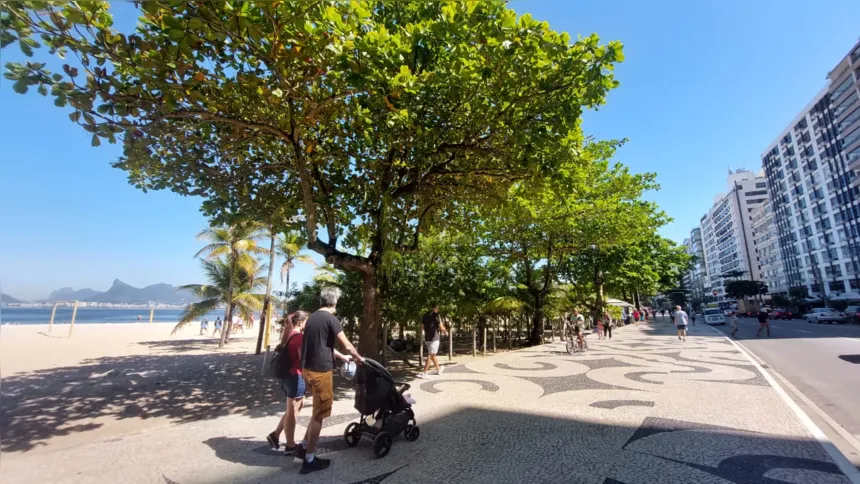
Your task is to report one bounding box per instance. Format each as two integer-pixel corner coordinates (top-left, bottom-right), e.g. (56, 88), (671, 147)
(756, 310), (771, 337)
(137, 314), (142, 323)
(418, 304), (448, 379)
(267, 311), (309, 454)
(729, 311), (740, 338)
(213, 317), (223, 337)
(295, 287), (363, 474)
(200, 318), (209, 335)
(233, 315), (244, 334)
(673, 305), (689, 342)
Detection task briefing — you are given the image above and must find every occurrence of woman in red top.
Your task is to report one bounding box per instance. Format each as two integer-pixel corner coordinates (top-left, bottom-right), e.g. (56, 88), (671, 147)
(267, 311), (308, 454)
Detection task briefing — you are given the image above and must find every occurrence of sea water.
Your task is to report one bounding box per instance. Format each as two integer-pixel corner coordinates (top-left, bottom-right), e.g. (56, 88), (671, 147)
(0, 307), (225, 325)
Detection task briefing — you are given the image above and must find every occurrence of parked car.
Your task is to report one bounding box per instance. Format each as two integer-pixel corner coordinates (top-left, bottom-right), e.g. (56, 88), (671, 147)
(843, 306), (860, 323)
(769, 308), (794, 320)
(703, 308), (726, 325)
(805, 308), (849, 324)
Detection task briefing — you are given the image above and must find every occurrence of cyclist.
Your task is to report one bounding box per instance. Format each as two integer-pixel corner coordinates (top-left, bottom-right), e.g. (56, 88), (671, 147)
(566, 309), (586, 350)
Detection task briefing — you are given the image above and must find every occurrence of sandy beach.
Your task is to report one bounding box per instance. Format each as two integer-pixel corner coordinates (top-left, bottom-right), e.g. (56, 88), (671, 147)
(0, 322), (280, 455)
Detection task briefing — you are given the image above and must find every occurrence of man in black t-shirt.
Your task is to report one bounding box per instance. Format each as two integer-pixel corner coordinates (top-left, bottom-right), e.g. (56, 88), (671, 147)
(418, 304), (448, 379)
(295, 287), (363, 474)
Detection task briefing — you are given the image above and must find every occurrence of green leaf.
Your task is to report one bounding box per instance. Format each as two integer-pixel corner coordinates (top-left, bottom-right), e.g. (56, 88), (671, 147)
(37, 85), (48, 96)
(12, 80), (28, 94)
(19, 40), (33, 57)
(91, 135), (101, 147)
(69, 111), (82, 122)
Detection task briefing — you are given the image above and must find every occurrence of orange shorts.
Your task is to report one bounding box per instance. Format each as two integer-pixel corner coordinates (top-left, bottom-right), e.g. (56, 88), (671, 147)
(303, 369), (333, 422)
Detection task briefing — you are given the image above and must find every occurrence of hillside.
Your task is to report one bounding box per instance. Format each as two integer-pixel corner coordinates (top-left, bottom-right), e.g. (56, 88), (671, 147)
(44, 280), (198, 305)
(1, 293), (26, 304)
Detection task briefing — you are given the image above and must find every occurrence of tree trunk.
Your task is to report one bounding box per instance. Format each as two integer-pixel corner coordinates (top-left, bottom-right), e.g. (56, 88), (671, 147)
(256, 230), (277, 355)
(358, 270), (381, 358)
(219, 252), (238, 347)
(529, 293), (544, 345)
(283, 261), (291, 317)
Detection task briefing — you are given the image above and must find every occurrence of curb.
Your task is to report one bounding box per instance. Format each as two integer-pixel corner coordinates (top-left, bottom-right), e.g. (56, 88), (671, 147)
(705, 325), (860, 483)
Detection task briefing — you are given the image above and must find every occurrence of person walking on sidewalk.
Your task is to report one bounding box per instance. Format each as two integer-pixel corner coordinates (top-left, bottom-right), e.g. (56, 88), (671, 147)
(602, 311), (613, 339)
(729, 311), (740, 338)
(673, 305), (689, 342)
(267, 311), (309, 454)
(418, 304), (448, 379)
(295, 287), (363, 474)
(756, 309), (771, 337)
(690, 312), (697, 326)
(633, 309), (640, 326)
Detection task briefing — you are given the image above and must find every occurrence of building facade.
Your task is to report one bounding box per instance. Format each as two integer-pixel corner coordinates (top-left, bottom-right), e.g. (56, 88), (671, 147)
(761, 43), (860, 299)
(751, 199), (787, 295)
(699, 170), (768, 304)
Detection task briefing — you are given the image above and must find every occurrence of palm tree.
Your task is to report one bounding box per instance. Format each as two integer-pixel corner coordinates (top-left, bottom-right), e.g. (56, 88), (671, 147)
(173, 258), (265, 335)
(195, 224), (267, 347)
(256, 225), (277, 355)
(277, 231), (317, 312)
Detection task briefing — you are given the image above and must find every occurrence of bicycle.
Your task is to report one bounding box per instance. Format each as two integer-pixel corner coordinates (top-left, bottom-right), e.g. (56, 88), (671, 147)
(565, 331), (587, 354)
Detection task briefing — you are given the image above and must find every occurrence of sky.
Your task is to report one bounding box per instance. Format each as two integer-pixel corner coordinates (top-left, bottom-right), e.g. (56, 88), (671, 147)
(1, 1), (859, 300)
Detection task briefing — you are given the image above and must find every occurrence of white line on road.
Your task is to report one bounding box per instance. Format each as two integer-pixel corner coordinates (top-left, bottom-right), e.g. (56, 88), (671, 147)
(706, 325), (860, 483)
(794, 329), (813, 334)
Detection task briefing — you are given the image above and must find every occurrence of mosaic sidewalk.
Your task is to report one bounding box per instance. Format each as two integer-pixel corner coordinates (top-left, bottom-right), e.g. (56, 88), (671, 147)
(3, 322), (853, 484)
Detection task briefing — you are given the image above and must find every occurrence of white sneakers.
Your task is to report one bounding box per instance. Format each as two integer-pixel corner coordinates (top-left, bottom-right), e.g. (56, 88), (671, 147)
(417, 367), (444, 379)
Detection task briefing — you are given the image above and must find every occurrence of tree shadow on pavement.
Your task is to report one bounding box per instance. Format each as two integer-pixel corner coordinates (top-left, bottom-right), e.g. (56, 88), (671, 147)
(135, 336), (258, 353)
(199, 406), (851, 484)
(0, 351), (354, 453)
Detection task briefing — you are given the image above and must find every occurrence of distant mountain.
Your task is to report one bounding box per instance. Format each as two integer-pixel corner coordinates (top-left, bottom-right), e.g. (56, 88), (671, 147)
(1, 293), (26, 304)
(44, 280), (198, 305)
(47, 287), (101, 302)
(82, 279), (197, 305)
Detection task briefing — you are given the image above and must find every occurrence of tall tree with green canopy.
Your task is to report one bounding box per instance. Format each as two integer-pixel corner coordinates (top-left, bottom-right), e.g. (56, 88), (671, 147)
(474, 143), (662, 345)
(2, 0), (622, 356)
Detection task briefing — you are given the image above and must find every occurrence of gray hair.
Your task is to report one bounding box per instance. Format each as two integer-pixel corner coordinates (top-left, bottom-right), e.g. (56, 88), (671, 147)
(319, 286), (342, 308)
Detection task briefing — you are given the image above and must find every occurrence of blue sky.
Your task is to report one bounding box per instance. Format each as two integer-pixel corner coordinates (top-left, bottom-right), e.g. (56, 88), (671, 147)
(1, 1), (859, 300)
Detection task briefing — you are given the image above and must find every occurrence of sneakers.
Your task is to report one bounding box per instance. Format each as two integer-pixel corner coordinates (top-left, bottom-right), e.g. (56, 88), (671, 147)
(434, 366), (445, 375)
(283, 444), (298, 456)
(292, 445), (306, 463)
(417, 373), (429, 379)
(266, 431), (279, 450)
(300, 456), (331, 474)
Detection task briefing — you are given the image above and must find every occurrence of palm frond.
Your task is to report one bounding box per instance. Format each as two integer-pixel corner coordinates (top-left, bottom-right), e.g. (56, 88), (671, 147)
(173, 298), (220, 334)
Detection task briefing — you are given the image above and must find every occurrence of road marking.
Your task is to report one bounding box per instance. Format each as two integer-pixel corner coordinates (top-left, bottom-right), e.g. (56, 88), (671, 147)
(706, 325), (860, 483)
(795, 329), (813, 334)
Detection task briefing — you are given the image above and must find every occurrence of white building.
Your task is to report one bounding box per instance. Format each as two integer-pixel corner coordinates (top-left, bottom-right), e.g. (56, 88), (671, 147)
(751, 200), (787, 295)
(699, 170), (768, 304)
(761, 41), (860, 299)
(682, 228), (708, 304)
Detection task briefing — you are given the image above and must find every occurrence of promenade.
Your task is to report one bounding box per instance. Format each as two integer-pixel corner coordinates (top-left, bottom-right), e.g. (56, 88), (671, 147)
(3, 320), (857, 484)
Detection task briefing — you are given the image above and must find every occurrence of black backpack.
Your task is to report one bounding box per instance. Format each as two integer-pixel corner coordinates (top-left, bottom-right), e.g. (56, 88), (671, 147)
(270, 333), (297, 379)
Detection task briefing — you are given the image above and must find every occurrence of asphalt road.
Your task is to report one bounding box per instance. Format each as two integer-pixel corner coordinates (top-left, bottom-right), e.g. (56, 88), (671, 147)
(707, 316), (860, 443)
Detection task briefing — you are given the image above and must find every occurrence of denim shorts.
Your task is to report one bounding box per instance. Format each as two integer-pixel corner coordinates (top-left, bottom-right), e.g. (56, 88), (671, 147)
(279, 374), (306, 399)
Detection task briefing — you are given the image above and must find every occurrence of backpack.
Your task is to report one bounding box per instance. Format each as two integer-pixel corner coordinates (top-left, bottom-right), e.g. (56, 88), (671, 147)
(268, 333), (297, 379)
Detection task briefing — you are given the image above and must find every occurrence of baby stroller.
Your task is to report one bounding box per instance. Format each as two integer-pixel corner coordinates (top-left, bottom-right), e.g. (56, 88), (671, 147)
(343, 358), (419, 458)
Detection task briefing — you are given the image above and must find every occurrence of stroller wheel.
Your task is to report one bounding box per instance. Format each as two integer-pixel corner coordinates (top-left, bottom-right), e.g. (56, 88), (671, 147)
(344, 422), (361, 447)
(373, 431), (392, 458)
(404, 424), (420, 442)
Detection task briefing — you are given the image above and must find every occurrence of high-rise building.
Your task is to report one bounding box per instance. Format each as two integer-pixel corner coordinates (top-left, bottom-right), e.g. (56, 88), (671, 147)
(751, 200), (787, 295)
(761, 40), (860, 299)
(699, 170), (768, 304)
(683, 227), (708, 304)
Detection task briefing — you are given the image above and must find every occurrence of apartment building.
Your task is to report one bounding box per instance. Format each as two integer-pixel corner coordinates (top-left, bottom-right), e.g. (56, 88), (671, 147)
(683, 228), (708, 303)
(760, 41), (860, 298)
(751, 200), (787, 294)
(699, 170), (768, 304)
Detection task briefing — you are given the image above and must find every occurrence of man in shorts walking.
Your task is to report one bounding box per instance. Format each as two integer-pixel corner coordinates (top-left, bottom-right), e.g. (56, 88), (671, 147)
(418, 304), (448, 379)
(295, 287), (363, 474)
(673, 305), (689, 342)
(729, 311), (740, 338)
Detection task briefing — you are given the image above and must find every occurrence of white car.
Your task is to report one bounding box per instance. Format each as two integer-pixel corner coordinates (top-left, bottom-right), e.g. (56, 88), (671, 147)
(805, 308), (848, 324)
(703, 309), (726, 325)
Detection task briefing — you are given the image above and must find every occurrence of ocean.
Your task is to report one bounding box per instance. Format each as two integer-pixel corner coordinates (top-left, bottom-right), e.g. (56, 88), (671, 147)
(0, 307), (226, 325)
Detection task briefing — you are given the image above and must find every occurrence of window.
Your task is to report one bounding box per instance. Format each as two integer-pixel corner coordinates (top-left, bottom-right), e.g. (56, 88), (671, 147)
(843, 126), (860, 149)
(834, 91), (859, 117)
(840, 107), (860, 133)
(830, 281), (845, 292)
(755, 182), (767, 189)
(832, 75), (854, 99)
(787, 158), (798, 169)
(745, 190), (767, 196)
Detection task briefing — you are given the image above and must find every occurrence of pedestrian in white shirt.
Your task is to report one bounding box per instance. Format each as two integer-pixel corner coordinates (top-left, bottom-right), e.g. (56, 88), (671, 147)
(673, 305), (689, 342)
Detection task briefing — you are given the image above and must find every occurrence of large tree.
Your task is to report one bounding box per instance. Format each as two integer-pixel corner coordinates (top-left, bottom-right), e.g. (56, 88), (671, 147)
(3, 0), (623, 357)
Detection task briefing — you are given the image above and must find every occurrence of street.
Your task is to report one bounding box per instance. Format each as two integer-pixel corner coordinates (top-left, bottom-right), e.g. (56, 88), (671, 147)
(706, 315), (860, 467)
